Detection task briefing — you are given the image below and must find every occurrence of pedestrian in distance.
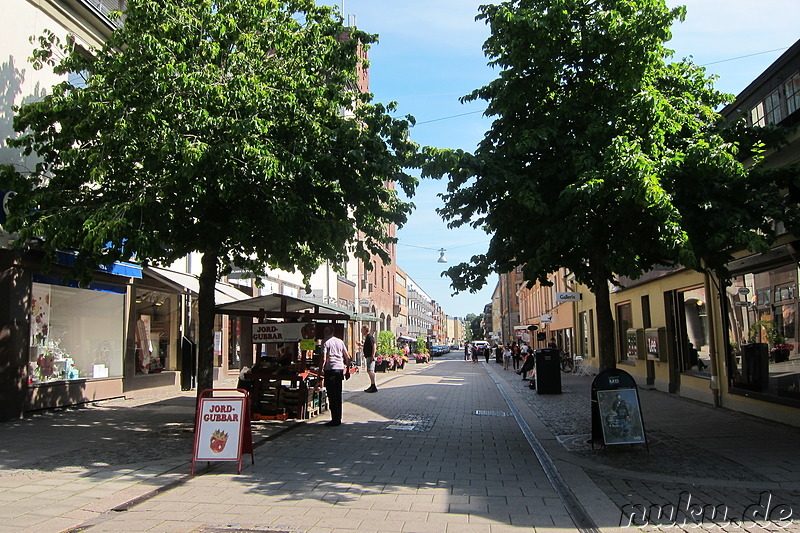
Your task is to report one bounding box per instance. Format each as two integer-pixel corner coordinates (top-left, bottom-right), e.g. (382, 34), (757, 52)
(484, 343), (491, 363)
(362, 325), (378, 393)
(503, 344), (512, 370)
(322, 325), (350, 426)
(464, 343), (469, 361)
(471, 344), (478, 364)
(512, 342), (521, 370)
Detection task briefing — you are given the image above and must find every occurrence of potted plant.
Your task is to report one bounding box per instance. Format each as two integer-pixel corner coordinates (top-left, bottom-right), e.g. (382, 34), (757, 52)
(749, 320), (791, 362)
(374, 353), (392, 372)
(396, 353), (408, 369)
(376, 331), (397, 371)
(772, 343), (793, 363)
(414, 336), (430, 363)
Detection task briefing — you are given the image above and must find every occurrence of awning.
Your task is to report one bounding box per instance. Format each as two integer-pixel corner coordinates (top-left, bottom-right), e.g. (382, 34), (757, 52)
(145, 266), (251, 305)
(398, 335), (417, 342)
(353, 312), (381, 322)
(215, 293), (360, 321)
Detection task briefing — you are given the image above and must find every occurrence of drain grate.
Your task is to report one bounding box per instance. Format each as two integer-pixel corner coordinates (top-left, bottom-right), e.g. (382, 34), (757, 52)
(385, 413), (437, 432)
(474, 410), (511, 417)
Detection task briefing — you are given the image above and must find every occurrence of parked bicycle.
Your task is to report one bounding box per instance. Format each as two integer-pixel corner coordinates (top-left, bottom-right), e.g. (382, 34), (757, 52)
(560, 351), (574, 373)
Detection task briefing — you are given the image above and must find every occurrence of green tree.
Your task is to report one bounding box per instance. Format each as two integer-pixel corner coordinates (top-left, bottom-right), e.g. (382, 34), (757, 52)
(469, 314), (484, 341)
(2, 0), (419, 392)
(424, 0), (750, 371)
(464, 312), (479, 342)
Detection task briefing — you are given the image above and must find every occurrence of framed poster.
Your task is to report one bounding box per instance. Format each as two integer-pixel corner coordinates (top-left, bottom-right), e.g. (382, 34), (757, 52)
(192, 395), (252, 474)
(596, 388), (646, 445)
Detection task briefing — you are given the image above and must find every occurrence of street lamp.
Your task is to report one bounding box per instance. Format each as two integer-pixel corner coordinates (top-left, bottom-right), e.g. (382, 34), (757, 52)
(437, 248), (447, 263)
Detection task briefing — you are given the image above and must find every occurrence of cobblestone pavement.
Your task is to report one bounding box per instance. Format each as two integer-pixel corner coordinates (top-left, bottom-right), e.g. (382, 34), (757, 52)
(2, 356), (800, 533)
(489, 363), (800, 532)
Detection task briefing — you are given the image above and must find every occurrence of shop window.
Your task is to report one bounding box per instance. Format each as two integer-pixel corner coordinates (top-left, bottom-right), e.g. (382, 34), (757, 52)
(228, 316), (242, 370)
(578, 311), (589, 355)
(29, 282), (124, 383)
(134, 289), (177, 374)
(616, 302), (633, 362)
(676, 287), (711, 376)
(726, 265), (800, 401)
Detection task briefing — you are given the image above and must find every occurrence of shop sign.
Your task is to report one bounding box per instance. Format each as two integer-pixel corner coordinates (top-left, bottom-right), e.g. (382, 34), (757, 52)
(192, 391), (253, 474)
(540, 314), (553, 323)
(556, 292), (581, 302)
(252, 322), (315, 343)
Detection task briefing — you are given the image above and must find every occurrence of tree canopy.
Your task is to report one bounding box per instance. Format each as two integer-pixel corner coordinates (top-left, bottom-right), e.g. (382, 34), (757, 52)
(423, 0), (798, 370)
(2, 0), (420, 391)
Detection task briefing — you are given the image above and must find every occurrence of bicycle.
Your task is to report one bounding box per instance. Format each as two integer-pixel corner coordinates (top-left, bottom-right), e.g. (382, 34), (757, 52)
(560, 351), (574, 373)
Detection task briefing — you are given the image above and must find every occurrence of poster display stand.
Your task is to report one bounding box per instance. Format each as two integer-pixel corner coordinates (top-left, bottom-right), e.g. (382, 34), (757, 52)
(192, 388), (254, 474)
(590, 369), (648, 451)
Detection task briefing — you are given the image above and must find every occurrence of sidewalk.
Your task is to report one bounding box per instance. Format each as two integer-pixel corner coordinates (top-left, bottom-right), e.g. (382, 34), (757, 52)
(1, 355), (799, 532)
(489, 360), (800, 531)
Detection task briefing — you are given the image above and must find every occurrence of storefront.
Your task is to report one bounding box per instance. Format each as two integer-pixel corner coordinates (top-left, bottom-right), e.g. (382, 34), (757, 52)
(0, 248), (255, 420)
(13, 251), (145, 416)
(724, 244), (800, 409)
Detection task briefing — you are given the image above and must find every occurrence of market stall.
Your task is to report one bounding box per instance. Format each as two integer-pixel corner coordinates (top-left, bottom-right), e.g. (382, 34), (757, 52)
(215, 294), (374, 420)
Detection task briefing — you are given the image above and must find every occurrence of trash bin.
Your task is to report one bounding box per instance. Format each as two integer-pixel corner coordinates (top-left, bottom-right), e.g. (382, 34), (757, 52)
(740, 343), (769, 392)
(534, 348), (561, 394)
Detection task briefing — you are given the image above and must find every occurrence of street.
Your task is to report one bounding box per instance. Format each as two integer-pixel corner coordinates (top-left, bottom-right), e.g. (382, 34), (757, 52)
(1, 353), (799, 532)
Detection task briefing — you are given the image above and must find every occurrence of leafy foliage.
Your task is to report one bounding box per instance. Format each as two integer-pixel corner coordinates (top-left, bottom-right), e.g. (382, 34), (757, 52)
(376, 330), (397, 357)
(422, 0), (797, 369)
(3, 0), (420, 390)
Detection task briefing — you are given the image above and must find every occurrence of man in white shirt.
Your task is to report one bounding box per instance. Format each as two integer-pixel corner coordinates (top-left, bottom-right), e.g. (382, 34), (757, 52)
(323, 325), (350, 427)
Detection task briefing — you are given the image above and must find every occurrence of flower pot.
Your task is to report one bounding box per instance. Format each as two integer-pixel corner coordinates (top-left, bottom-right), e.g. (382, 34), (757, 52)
(375, 360), (390, 373)
(771, 348), (790, 363)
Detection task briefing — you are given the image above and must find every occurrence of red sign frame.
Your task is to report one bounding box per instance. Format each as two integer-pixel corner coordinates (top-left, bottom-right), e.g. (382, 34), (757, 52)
(192, 389), (254, 474)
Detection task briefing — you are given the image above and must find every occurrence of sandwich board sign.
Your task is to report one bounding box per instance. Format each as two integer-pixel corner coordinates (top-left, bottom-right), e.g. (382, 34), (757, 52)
(192, 389), (254, 474)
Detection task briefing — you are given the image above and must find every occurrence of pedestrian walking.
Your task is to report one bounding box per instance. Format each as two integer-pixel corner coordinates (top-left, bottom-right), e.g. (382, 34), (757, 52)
(362, 325), (378, 393)
(470, 344), (478, 364)
(484, 343), (491, 363)
(503, 344), (512, 370)
(322, 325), (350, 426)
(465, 343), (469, 361)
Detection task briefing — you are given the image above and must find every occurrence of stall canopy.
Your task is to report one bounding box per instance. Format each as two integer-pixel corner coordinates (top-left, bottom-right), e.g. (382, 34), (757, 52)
(215, 293), (379, 322)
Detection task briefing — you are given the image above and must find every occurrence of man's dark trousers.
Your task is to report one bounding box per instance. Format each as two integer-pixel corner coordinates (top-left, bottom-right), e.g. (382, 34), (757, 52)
(325, 369), (344, 423)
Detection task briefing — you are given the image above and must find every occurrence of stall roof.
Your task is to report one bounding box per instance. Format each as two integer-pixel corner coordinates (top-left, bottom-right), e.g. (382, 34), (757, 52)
(215, 293), (379, 322)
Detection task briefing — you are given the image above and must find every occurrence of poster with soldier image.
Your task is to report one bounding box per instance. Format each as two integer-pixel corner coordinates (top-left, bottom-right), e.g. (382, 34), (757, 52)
(596, 388), (646, 445)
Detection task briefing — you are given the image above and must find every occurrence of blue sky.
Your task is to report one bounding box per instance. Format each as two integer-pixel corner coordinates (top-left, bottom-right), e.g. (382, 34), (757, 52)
(329, 0), (800, 318)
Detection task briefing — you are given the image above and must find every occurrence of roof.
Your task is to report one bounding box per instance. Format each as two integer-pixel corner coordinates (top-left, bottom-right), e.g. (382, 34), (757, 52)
(215, 292), (379, 322)
(145, 266), (251, 305)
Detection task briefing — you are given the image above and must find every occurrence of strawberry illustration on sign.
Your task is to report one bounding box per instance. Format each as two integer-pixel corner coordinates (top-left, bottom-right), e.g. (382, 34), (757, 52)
(210, 429), (229, 453)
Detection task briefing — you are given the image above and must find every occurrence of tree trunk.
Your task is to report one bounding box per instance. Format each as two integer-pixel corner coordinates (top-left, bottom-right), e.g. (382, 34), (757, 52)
(590, 256), (617, 372)
(196, 251), (218, 395)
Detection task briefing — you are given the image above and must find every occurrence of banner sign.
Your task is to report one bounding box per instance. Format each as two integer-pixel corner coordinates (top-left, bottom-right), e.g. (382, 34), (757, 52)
(252, 322), (315, 343)
(192, 390), (253, 474)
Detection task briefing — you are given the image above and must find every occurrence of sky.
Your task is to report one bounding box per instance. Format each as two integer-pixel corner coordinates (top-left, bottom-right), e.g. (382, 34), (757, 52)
(328, 0), (800, 319)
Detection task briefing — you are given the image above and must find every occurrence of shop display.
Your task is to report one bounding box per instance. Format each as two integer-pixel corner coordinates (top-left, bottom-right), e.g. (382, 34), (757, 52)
(28, 281), (126, 385)
(242, 362), (326, 420)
